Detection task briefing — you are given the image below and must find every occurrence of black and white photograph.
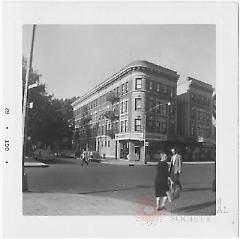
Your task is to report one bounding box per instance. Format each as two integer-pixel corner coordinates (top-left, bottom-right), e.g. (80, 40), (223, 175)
(1, 1), (238, 238)
(21, 24), (216, 216)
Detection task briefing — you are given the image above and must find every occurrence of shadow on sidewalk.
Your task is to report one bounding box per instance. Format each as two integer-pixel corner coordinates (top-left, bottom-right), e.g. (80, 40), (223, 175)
(78, 185), (152, 195)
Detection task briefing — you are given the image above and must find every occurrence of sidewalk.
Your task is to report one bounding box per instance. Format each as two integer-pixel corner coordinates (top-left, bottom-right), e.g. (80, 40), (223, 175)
(24, 156), (49, 167)
(101, 158), (214, 166)
(23, 187), (215, 216)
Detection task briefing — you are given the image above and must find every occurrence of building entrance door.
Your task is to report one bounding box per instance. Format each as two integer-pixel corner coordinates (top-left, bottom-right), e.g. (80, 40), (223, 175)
(135, 146), (140, 161)
(120, 141), (129, 159)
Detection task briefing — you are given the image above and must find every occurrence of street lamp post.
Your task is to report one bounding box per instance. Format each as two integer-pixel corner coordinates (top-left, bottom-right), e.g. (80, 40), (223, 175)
(22, 24), (36, 192)
(143, 101), (171, 165)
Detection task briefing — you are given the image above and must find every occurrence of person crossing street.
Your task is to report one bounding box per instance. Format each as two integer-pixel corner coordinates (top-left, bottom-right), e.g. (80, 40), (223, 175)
(81, 150), (89, 166)
(169, 148), (183, 190)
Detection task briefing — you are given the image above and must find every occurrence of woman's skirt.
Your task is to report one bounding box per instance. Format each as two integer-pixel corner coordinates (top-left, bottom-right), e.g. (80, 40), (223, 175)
(155, 180), (169, 197)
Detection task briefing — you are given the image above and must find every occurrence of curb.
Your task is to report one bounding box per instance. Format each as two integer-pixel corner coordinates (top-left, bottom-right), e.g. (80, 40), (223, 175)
(24, 162), (49, 167)
(102, 161), (214, 166)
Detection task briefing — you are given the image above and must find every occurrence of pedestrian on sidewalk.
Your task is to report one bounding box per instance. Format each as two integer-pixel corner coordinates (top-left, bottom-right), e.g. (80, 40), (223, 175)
(81, 150), (89, 166)
(169, 148), (183, 190)
(155, 153), (173, 210)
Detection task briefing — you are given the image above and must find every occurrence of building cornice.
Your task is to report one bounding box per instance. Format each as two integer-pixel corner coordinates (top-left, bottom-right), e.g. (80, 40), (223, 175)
(72, 60), (180, 107)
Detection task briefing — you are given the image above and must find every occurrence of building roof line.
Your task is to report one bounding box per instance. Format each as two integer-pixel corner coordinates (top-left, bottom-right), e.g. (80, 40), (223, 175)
(72, 60), (180, 107)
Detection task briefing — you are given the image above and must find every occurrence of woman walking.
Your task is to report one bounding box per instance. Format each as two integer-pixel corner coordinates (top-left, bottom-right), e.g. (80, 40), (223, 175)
(155, 153), (172, 210)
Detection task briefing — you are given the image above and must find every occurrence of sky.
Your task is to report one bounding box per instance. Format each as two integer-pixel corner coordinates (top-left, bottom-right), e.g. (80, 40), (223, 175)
(23, 25), (216, 99)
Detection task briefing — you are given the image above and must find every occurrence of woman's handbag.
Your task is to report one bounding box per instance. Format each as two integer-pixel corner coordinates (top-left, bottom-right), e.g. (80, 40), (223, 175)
(167, 182), (180, 202)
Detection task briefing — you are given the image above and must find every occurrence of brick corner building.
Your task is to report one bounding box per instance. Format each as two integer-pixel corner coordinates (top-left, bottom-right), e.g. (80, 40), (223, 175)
(72, 60), (180, 162)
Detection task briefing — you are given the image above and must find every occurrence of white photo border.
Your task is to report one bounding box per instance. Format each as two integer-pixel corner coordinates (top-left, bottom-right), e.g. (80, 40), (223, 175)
(1, 1), (238, 237)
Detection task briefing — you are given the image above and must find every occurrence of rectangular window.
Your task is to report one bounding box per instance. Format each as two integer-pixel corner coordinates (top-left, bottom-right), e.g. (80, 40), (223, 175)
(156, 121), (161, 133)
(197, 110), (200, 120)
(191, 93), (195, 103)
(108, 141), (110, 147)
(121, 84), (125, 94)
(169, 120), (175, 134)
(197, 95), (201, 104)
(156, 83), (160, 92)
(135, 98), (142, 110)
(149, 120), (155, 132)
(191, 123), (196, 136)
(170, 105), (174, 115)
(170, 87), (175, 97)
(207, 97), (210, 106)
(135, 78), (142, 89)
(163, 85), (167, 95)
(191, 108), (196, 119)
(121, 121), (124, 132)
(149, 100), (155, 111)
(135, 119), (141, 131)
(121, 102), (124, 114)
(124, 120), (127, 132)
(160, 121), (167, 134)
(125, 100), (128, 112)
(117, 87), (119, 96)
(125, 82), (129, 93)
(149, 81), (153, 90)
(115, 122), (119, 133)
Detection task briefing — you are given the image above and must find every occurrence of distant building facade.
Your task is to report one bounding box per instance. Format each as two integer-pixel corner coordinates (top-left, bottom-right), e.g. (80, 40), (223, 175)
(72, 60), (179, 161)
(177, 77), (215, 161)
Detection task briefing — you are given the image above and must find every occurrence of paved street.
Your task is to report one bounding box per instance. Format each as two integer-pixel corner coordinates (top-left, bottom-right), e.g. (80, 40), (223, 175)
(23, 158), (216, 216)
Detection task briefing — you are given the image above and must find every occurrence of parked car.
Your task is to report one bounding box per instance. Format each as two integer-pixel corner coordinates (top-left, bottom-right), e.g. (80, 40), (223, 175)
(78, 150), (101, 162)
(89, 151), (101, 162)
(58, 150), (76, 158)
(34, 149), (55, 162)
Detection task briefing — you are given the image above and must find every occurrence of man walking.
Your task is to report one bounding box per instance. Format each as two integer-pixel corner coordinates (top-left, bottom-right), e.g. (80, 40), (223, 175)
(169, 148), (183, 190)
(81, 150), (89, 166)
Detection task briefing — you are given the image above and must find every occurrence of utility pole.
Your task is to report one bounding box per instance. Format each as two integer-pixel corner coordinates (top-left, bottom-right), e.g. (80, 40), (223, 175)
(22, 24), (36, 192)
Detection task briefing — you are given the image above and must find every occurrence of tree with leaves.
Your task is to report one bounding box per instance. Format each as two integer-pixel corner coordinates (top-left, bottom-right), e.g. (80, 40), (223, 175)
(22, 57), (76, 152)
